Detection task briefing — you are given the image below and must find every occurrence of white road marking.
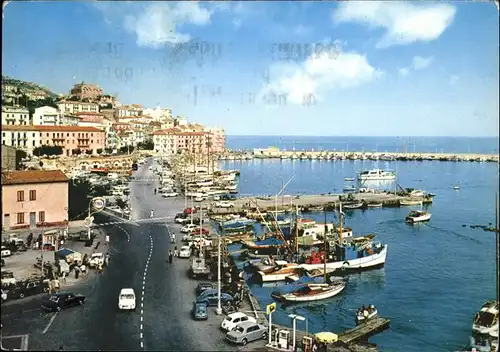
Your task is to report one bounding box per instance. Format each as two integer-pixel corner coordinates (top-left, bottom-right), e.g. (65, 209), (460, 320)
(42, 312), (58, 334)
(141, 341), (144, 348)
(141, 296), (144, 302)
(141, 316), (143, 322)
(140, 324), (143, 330)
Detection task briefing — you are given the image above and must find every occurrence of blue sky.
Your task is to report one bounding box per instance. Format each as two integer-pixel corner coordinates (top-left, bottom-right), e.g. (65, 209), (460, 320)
(2, 1), (499, 137)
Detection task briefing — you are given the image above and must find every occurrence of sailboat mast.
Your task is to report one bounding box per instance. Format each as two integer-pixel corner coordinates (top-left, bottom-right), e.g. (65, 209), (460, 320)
(324, 209), (328, 283)
(281, 180), (284, 208)
(339, 202), (343, 243)
(295, 204), (299, 257)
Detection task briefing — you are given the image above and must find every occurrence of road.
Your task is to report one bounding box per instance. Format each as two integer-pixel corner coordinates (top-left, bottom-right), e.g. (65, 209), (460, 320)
(1, 158), (234, 351)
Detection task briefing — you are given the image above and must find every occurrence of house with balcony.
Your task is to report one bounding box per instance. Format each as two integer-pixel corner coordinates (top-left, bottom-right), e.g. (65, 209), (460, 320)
(32, 106), (62, 126)
(1, 106), (30, 125)
(58, 101), (99, 115)
(1, 170), (69, 231)
(1, 126), (41, 154)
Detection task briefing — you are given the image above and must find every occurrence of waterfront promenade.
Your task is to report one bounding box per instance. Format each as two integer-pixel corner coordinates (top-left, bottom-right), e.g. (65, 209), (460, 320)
(220, 148), (499, 163)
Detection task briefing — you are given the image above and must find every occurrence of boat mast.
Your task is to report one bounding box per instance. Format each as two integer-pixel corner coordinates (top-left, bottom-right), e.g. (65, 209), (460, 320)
(339, 202), (343, 243)
(324, 209), (328, 283)
(295, 204), (299, 260)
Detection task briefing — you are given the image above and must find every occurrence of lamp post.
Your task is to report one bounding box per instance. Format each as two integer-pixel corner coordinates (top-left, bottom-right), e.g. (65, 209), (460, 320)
(288, 314), (306, 351)
(216, 226), (223, 315)
(87, 197), (105, 240)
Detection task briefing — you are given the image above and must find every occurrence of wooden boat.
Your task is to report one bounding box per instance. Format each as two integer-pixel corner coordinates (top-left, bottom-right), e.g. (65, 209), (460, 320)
(406, 210), (431, 223)
(399, 199), (423, 206)
(247, 259), (288, 273)
(367, 202), (382, 208)
(257, 263), (301, 282)
(356, 305), (378, 324)
(271, 282), (346, 302)
(343, 202), (364, 209)
(285, 267), (340, 282)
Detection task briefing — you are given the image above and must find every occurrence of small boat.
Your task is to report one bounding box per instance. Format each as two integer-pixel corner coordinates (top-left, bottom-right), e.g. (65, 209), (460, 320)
(472, 300), (499, 336)
(257, 263), (301, 282)
(399, 199), (423, 206)
(246, 258), (288, 273)
(357, 169), (396, 181)
(409, 189), (425, 197)
(356, 304), (378, 324)
(344, 177), (355, 181)
(343, 185), (356, 192)
(454, 185), (460, 190)
(367, 202), (382, 208)
(343, 202), (364, 209)
(428, 193), (437, 197)
(406, 210), (432, 223)
(271, 281), (346, 302)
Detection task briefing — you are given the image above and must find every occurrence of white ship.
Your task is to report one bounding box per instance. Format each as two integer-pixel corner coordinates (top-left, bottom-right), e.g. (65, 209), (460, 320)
(357, 169), (396, 181)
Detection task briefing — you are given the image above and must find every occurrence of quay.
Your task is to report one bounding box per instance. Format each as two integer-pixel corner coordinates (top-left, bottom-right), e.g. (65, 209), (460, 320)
(219, 148), (499, 163)
(209, 192), (432, 216)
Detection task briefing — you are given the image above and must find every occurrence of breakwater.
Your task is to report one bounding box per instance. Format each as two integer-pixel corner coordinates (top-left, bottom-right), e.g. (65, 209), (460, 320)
(220, 149), (499, 163)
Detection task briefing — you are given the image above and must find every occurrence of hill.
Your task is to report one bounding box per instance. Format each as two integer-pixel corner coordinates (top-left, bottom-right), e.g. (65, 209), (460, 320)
(2, 75), (59, 98)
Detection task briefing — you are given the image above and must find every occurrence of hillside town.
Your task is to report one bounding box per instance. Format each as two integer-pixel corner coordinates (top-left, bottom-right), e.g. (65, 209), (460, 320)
(1, 77), (226, 158)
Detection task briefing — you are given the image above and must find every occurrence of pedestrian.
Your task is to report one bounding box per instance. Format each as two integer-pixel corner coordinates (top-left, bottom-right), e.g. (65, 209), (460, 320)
(62, 272), (67, 284)
(80, 264), (87, 276)
(54, 278), (60, 292)
(74, 266), (80, 279)
(168, 250), (173, 264)
(174, 246), (178, 257)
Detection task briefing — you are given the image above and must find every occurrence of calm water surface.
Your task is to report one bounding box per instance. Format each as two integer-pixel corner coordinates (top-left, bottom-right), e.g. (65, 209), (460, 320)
(220, 157), (498, 352)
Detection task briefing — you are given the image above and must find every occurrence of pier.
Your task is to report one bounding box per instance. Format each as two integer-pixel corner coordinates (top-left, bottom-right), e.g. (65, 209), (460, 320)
(219, 148), (499, 163)
(338, 317), (391, 344)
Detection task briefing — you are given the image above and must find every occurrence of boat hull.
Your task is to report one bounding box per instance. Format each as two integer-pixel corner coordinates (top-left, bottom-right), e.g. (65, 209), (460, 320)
(299, 245), (388, 272)
(278, 284), (346, 302)
(356, 310), (378, 324)
(258, 269), (300, 282)
(406, 214), (432, 223)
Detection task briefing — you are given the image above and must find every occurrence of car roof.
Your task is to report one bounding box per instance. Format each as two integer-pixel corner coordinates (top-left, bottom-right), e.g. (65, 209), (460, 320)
(238, 321), (258, 328)
(228, 312), (246, 318)
(198, 282), (213, 287)
(120, 288), (135, 295)
(180, 246), (190, 250)
(53, 291), (73, 296)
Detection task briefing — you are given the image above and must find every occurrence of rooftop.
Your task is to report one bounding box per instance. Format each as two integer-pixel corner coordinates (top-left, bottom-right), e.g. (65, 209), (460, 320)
(2, 125), (104, 132)
(2, 170), (69, 185)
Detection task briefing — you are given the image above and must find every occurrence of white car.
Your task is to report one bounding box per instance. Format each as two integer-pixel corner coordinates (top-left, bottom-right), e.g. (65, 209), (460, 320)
(162, 192), (179, 198)
(214, 201), (235, 208)
(178, 246), (191, 258)
(1, 246), (12, 257)
(194, 196), (205, 202)
(89, 253), (104, 268)
(213, 195), (221, 201)
(221, 312), (257, 332)
(118, 288), (136, 310)
(181, 224), (199, 233)
(175, 217), (190, 224)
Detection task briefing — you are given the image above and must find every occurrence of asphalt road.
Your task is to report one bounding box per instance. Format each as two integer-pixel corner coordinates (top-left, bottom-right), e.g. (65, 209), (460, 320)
(2, 158), (235, 351)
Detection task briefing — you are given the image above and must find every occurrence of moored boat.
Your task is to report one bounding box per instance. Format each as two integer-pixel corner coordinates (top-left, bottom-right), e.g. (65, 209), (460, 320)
(357, 169), (396, 181)
(344, 177), (355, 181)
(472, 300), (499, 336)
(367, 202), (383, 208)
(344, 202), (364, 210)
(399, 199), (423, 206)
(343, 185), (356, 192)
(257, 263), (301, 282)
(356, 304), (378, 324)
(271, 281), (346, 302)
(405, 210), (432, 223)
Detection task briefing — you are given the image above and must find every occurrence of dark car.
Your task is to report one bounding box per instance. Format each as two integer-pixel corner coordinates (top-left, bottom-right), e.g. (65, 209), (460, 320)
(175, 213), (187, 220)
(196, 289), (233, 307)
(9, 280), (49, 300)
(41, 291), (86, 312)
(192, 301), (208, 320)
(221, 195), (237, 201)
(196, 282), (214, 296)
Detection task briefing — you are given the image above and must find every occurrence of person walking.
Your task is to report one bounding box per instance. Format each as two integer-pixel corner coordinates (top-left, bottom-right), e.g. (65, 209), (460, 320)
(168, 250), (173, 264)
(174, 246), (178, 257)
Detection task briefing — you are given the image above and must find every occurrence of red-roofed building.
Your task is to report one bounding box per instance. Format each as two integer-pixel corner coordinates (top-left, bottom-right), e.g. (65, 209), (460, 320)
(1, 170), (69, 230)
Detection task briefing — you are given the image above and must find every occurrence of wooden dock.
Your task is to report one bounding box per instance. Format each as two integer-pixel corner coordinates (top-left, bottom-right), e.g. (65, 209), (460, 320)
(337, 317), (390, 344)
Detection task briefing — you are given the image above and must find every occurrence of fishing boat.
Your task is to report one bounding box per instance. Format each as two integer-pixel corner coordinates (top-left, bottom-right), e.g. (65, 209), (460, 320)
(367, 202), (382, 208)
(221, 217), (256, 226)
(356, 304), (378, 324)
(405, 210), (432, 223)
(454, 185), (460, 190)
(294, 219), (337, 247)
(343, 185), (356, 192)
(285, 267), (340, 282)
(399, 199), (423, 206)
(343, 202), (364, 210)
(242, 238), (285, 256)
(409, 189), (425, 197)
(472, 300), (499, 336)
(246, 258), (289, 274)
(271, 281), (346, 302)
(357, 169), (396, 181)
(257, 263), (301, 282)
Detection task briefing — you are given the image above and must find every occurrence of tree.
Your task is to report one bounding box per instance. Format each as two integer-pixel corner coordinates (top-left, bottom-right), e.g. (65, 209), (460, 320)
(138, 140), (154, 150)
(85, 149), (93, 155)
(119, 146), (133, 154)
(96, 148), (103, 155)
(68, 179), (92, 220)
(15, 150), (27, 170)
(24, 96), (59, 116)
(72, 148), (82, 155)
(33, 145), (63, 157)
(105, 147), (113, 154)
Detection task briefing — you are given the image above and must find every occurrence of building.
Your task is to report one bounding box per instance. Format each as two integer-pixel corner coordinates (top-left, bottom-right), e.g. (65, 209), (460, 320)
(160, 117), (175, 129)
(1, 170), (69, 231)
(142, 107), (172, 122)
(152, 128), (208, 155)
(174, 116), (188, 126)
(1, 125), (105, 156)
(75, 112), (105, 128)
(32, 106), (62, 126)
(2, 106), (30, 125)
(115, 105), (142, 118)
(26, 90), (49, 101)
(204, 127), (226, 153)
(58, 101), (99, 115)
(1, 145), (17, 171)
(70, 82), (103, 101)
(60, 114), (80, 126)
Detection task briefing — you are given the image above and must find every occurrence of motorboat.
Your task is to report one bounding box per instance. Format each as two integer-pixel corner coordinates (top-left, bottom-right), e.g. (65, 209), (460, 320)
(257, 263), (301, 283)
(406, 210), (432, 223)
(285, 267), (341, 282)
(399, 199), (423, 206)
(344, 202), (364, 210)
(344, 177), (355, 181)
(356, 304), (378, 324)
(473, 300), (499, 336)
(242, 238), (285, 257)
(409, 189), (425, 197)
(343, 185), (356, 192)
(246, 258), (288, 274)
(454, 185), (461, 190)
(271, 281), (346, 302)
(357, 169), (396, 181)
(367, 202), (383, 208)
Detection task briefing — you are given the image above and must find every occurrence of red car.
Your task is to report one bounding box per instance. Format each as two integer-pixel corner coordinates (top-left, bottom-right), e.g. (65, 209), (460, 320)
(191, 228), (209, 235)
(183, 207), (197, 214)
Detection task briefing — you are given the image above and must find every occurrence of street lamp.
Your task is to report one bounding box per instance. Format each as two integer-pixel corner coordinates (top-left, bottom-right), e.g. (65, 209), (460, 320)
(216, 226), (223, 315)
(87, 197), (105, 240)
(288, 314), (306, 351)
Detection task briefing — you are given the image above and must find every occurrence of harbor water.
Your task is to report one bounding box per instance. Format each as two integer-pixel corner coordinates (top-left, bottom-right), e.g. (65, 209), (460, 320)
(221, 136), (499, 352)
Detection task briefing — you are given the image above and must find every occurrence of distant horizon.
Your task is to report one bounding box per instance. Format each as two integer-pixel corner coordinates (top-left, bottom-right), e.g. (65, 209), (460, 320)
(227, 134), (500, 138)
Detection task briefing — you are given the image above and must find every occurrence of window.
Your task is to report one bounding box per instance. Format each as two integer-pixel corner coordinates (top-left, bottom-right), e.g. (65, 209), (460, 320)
(38, 211), (45, 223)
(17, 190), (24, 202)
(29, 190), (36, 201)
(17, 212), (25, 224)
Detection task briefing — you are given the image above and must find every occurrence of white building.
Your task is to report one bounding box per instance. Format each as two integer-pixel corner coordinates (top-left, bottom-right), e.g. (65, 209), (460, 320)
(160, 117), (175, 129)
(152, 129), (177, 155)
(1, 126), (41, 154)
(142, 107), (172, 122)
(32, 106), (62, 126)
(58, 101), (99, 114)
(175, 116), (188, 126)
(1, 107), (30, 125)
(61, 114), (80, 126)
(115, 105), (142, 118)
(105, 127), (118, 152)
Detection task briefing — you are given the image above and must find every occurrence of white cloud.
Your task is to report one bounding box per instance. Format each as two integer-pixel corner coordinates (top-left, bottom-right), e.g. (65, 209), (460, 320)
(412, 56), (433, 70)
(399, 68), (409, 77)
(332, 2), (456, 49)
(259, 46), (382, 105)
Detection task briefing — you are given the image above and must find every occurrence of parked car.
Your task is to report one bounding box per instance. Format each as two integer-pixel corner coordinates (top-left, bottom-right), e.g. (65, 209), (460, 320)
(175, 216), (190, 224)
(214, 201), (235, 208)
(191, 301), (208, 320)
(191, 228), (209, 235)
(1, 271), (16, 285)
(181, 224), (199, 234)
(221, 195), (237, 201)
(41, 291), (86, 312)
(118, 288), (136, 311)
(89, 253), (104, 268)
(178, 246), (191, 258)
(196, 289), (233, 307)
(221, 312), (257, 332)
(225, 321), (268, 345)
(162, 192), (179, 198)
(196, 282), (214, 296)
(1, 247), (12, 257)
(8, 280), (49, 300)
(183, 207), (197, 214)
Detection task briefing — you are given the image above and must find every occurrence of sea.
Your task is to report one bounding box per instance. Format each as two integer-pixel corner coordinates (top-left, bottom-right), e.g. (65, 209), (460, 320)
(220, 136), (499, 352)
